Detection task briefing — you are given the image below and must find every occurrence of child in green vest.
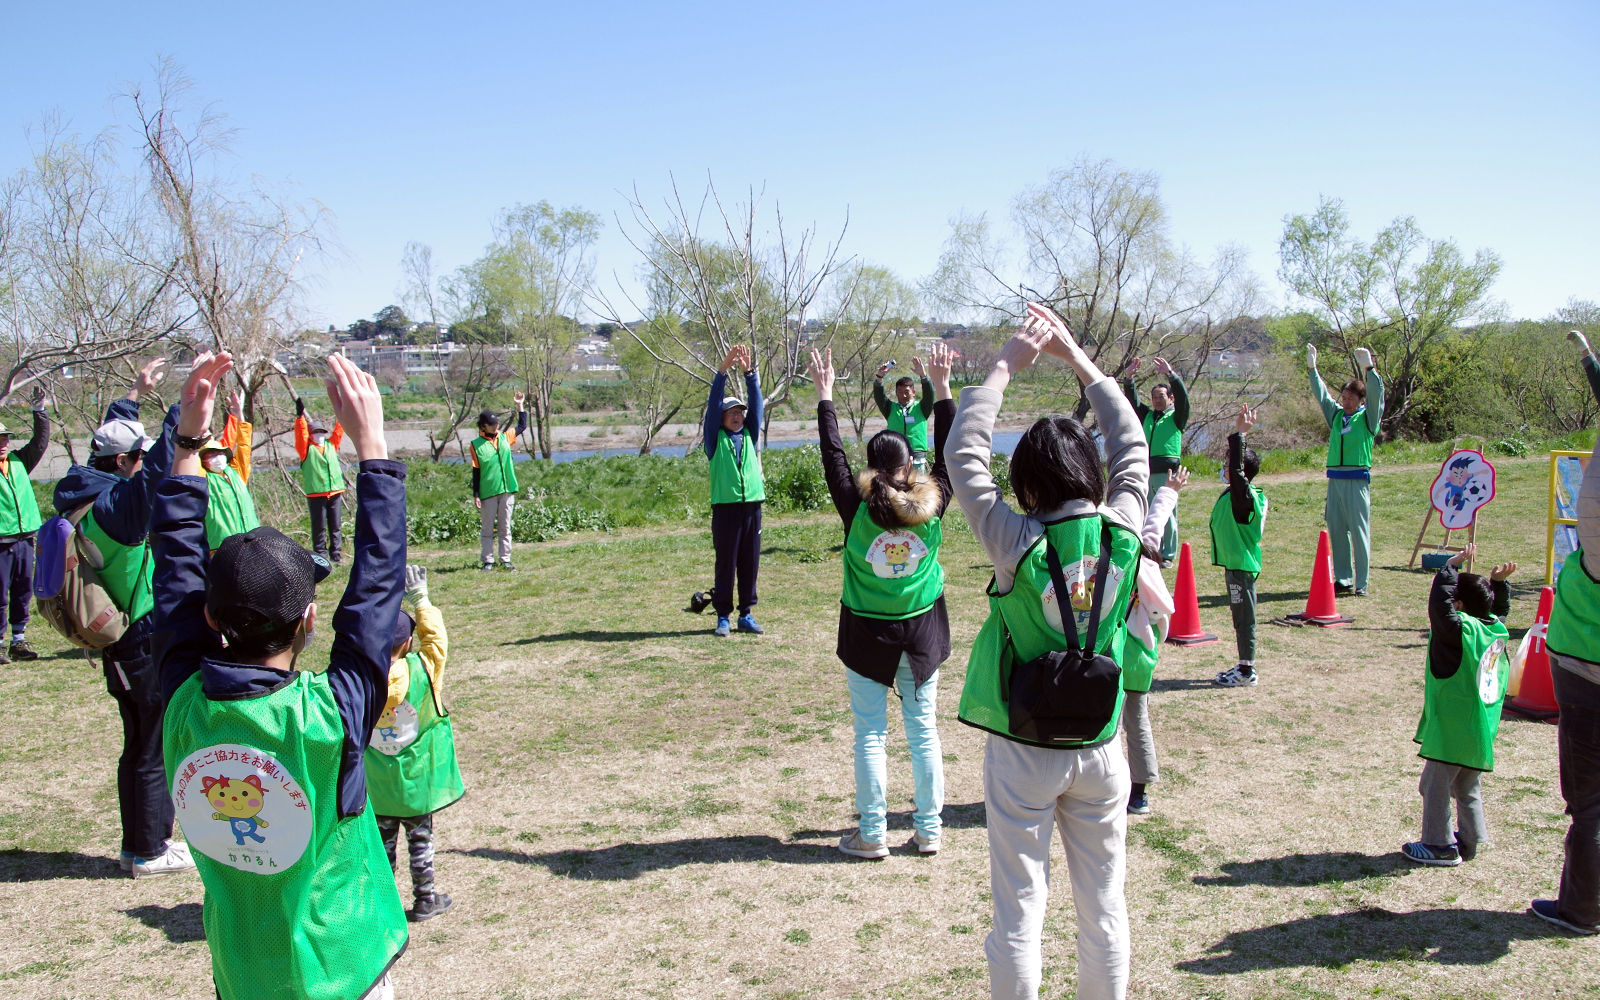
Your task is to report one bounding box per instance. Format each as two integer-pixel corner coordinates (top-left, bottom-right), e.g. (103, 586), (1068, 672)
(198, 394), (260, 553)
(0, 386), (52, 663)
(294, 397), (348, 563)
(368, 564), (464, 921)
(155, 352), (409, 1000)
(471, 392), (527, 571)
(1121, 356), (1189, 565)
(873, 361), (934, 471)
(1124, 467), (1187, 814)
(702, 345), (766, 637)
(1211, 405), (1267, 687)
(1308, 344), (1384, 596)
(1404, 543), (1515, 866)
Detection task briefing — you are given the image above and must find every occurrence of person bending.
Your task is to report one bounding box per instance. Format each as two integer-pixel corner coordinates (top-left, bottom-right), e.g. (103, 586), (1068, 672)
(873, 359), (935, 471)
(1308, 344), (1383, 596)
(702, 345), (765, 637)
(1121, 357), (1189, 565)
(1211, 406), (1267, 688)
(471, 392), (527, 571)
(294, 397), (347, 563)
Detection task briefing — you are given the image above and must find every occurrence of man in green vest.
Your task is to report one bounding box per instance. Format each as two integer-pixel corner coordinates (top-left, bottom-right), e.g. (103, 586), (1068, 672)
(1211, 405), (1267, 688)
(294, 398), (347, 563)
(874, 360), (934, 471)
(701, 344), (765, 637)
(1308, 344), (1384, 596)
(1122, 356), (1189, 565)
(53, 356), (196, 879)
(154, 351), (409, 999)
(470, 391), (527, 571)
(0, 387), (52, 663)
(198, 394), (259, 553)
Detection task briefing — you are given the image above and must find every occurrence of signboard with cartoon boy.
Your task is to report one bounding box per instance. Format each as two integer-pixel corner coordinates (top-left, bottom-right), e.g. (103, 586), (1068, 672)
(1429, 449), (1496, 530)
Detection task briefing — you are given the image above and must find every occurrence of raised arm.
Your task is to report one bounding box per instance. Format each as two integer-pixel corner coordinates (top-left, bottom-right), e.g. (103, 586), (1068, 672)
(1362, 359), (1384, 435)
(703, 368), (729, 459)
(744, 367), (763, 435)
(872, 374), (890, 419)
(918, 374), (934, 418)
(808, 349), (861, 530)
(1169, 373), (1191, 430)
(293, 398), (311, 462)
(1228, 407), (1257, 525)
(16, 390), (50, 474)
(928, 342), (956, 517)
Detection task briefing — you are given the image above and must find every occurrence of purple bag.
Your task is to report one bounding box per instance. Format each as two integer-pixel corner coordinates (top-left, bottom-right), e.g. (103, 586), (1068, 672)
(33, 514), (74, 600)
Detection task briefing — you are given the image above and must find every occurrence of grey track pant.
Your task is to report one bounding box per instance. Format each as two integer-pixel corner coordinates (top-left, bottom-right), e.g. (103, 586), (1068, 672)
(1325, 476), (1371, 590)
(1226, 569), (1258, 663)
(480, 491), (514, 566)
(1121, 690), (1158, 785)
(1419, 758), (1487, 848)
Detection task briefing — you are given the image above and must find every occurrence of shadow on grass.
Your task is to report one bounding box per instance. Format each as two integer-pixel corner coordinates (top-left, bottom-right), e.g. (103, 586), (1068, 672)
(120, 902), (205, 943)
(0, 849), (121, 882)
(1193, 851), (1414, 887)
(457, 836), (855, 879)
(505, 629), (709, 645)
(1149, 678), (1229, 692)
(790, 801), (989, 840)
(1198, 591), (1307, 609)
(1176, 907), (1558, 972)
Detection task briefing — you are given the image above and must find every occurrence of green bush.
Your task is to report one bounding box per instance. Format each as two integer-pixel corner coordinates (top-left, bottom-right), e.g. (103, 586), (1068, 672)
(989, 452), (1011, 499)
(761, 446), (830, 514)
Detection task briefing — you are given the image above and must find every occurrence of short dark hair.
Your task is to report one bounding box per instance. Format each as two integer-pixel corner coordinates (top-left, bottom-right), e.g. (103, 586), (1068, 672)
(1450, 455), (1474, 471)
(1151, 382), (1174, 394)
(1342, 379), (1366, 401)
(90, 449), (142, 475)
(1456, 572), (1494, 620)
(864, 430), (914, 529)
(1010, 415), (1106, 514)
(895, 376), (914, 390)
(1241, 446), (1261, 481)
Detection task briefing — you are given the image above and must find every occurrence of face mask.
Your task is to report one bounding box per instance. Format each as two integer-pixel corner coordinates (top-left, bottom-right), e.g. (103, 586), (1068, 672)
(311, 435), (328, 447)
(204, 453), (227, 473)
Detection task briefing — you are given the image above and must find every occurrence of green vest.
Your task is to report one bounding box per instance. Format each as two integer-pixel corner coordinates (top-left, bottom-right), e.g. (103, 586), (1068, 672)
(80, 507), (153, 623)
(1414, 615), (1509, 771)
(164, 670), (408, 1000)
(1122, 588), (1159, 693)
(887, 402), (929, 452)
(1326, 407), (1376, 468)
(1547, 547), (1600, 666)
(300, 441), (345, 495)
(1141, 408), (1182, 460)
(958, 514), (1141, 748)
(709, 428), (765, 504)
(0, 456), (42, 535)
(204, 467), (259, 551)
(1210, 486), (1267, 573)
(472, 433), (519, 499)
(365, 652), (466, 818)
(840, 502), (944, 619)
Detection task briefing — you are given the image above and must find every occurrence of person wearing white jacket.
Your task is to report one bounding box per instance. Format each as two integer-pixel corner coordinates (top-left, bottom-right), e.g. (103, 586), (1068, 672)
(1121, 468), (1186, 815)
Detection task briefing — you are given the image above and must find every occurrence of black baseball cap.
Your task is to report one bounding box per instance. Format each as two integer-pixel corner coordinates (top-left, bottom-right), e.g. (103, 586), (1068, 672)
(393, 610), (415, 648)
(207, 527), (332, 641)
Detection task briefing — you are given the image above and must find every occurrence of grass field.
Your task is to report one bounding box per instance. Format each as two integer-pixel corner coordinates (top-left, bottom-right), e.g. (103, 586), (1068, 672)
(1, 455), (1595, 999)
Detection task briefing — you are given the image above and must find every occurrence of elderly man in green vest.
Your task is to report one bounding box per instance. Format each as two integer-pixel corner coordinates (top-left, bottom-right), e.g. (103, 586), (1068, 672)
(1308, 344), (1385, 596)
(471, 391), (527, 571)
(1122, 357), (1189, 565)
(873, 359), (934, 471)
(0, 386), (52, 663)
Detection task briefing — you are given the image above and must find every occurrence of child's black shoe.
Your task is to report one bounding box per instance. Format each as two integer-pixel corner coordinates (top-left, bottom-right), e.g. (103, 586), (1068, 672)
(409, 892), (454, 922)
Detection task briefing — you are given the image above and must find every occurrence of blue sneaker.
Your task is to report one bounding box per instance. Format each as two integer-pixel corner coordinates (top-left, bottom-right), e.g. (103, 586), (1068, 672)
(714, 617), (731, 637)
(737, 614), (764, 635)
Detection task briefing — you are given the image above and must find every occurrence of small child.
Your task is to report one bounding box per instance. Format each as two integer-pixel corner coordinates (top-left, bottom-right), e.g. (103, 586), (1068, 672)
(1211, 405), (1267, 687)
(367, 564), (465, 921)
(1123, 467), (1186, 814)
(1404, 543), (1514, 866)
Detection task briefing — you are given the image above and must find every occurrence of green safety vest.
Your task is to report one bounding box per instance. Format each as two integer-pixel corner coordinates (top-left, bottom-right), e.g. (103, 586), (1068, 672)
(1122, 598), (1159, 694)
(365, 652), (465, 818)
(958, 514), (1141, 748)
(164, 670), (408, 1000)
(80, 507), (153, 623)
(709, 428), (765, 504)
(1210, 486), (1267, 573)
(887, 402), (929, 452)
(0, 456), (42, 536)
(299, 441), (345, 496)
(840, 501), (944, 619)
(204, 467), (259, 551)
(1414, 615), (1509, 771)
(1547, 547), (1600, 665)
(472, 433), (519, 499)
(1141, 408), (1182, 460)
(1326, 407), (1375, 468)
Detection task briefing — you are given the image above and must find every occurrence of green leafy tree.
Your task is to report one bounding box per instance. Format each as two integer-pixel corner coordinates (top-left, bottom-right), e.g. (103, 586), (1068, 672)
(823, 262), (920, 441)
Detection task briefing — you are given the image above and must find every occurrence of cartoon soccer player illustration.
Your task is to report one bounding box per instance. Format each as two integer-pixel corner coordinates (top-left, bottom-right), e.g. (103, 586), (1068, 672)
(1442, 455), (1475, 512)
(883, 540), (912, 575)
(1429, 450), (1497, 531)
(203, 774), (270, 846)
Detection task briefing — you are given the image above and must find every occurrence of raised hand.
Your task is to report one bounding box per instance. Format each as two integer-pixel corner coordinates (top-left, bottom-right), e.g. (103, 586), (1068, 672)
(1125, 357), (1143, 376)
(1490, 560), (1518, 582)
(177, 352), (235, 441)
(325, 353), (387, 461)
(721, 347), (742, 374)
(807, 348), (835, 401)
(229, 391), (244, 420)
(1152, 357), (1174, 376)
(1569, 330), (1594, 358)
(875, 362), (891, 380)
(30, 385), (49, 410)
(1168, 466), (1190, 491)
(1306, 343), (1318, 369)
(405, 564), (430, 603)
(1234, 404), (1257, 436)
(911, 356), (926, 377)
(130, 357), (168, 400)
(1354, 347), (1374, 371)
(514, 390), (527, 409)
(1448, 542), (1477, 568)
(928, 342), (954, 401)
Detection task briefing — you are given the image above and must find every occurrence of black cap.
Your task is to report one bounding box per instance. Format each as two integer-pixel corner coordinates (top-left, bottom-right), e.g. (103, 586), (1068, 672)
(207, 527), (329, 640)
(393, 610), (415, 649)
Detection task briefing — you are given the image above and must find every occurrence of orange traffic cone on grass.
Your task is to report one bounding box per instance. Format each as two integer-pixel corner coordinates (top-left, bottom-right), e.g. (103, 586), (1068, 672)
(1166, 542), (1218, 646)
(1295, 530), (1354, 627)
(1506, 586), (1559, 720)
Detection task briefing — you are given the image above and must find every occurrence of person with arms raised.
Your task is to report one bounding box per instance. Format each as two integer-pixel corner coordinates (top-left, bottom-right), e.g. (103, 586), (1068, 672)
(470, 392), (528, 571)
(1308, 343), (1384, 596)
(873, 358), (936, 471)
(198, 392), (259, 553)
(1121, 356), (1188, 565)
(294, 395), (348, 563)
(702, 345), (765, 637)
(0, 386), (52, 663)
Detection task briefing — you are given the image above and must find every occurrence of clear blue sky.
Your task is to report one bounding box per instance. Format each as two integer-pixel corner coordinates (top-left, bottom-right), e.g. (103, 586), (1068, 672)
(4, 0), (1595, 328)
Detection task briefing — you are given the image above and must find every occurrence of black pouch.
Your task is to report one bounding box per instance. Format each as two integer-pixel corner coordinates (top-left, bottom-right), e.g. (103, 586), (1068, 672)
(1003, 525), (1121, 744)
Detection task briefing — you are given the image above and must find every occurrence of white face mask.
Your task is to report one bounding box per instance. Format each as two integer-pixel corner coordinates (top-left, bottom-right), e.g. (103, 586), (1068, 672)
(204, 452), (228, 473)
(311, 434), (328, 447)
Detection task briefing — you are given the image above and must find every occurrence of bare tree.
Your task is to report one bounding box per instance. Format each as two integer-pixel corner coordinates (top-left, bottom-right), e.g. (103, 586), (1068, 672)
(822, 262), (918, 441)
(617, 317), (698, 454)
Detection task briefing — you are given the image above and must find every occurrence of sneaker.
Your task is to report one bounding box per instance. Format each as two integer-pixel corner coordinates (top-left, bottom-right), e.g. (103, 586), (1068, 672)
(480, 563), (495, 572)
(501, 562), (514, 571)
(736, 614), (764, 635)
(1402, 841), (1461, 867)
(132, 841), (196, 878)
(409, 891), (454, 922)
(331, 553), (343, 565)
(1353, 587), (1369, 597)
(908, 831), (940, 855)
(1213, 665), (1257, 687)
(837, 831), (888, 859)
(1127, 790), (1152, 815)
(714, 617), (731, 637)
(1455, 832), (1477, 862)
(8, 639), (37, 661)
(1530, 899), (1599, 935)
(1334, 583), (1354, 596)
(687, 592), (712, 614)
(0, 648), (10, 665)
(118, 851), (135, 873)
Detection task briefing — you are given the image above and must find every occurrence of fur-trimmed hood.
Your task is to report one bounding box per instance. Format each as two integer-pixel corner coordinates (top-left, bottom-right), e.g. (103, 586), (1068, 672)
(856, 469), (941, 526)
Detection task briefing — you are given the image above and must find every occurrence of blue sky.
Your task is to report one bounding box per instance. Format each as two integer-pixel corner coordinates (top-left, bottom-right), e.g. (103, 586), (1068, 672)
(3, 0), (1595, 327)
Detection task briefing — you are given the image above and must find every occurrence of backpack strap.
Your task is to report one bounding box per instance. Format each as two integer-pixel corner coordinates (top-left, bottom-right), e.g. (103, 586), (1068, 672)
(65, 501), (96, 526)
(1044, 522), (1116, 653)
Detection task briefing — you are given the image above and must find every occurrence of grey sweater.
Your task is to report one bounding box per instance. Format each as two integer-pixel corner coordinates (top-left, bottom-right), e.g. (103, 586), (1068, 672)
(949, 376), (1149, 593)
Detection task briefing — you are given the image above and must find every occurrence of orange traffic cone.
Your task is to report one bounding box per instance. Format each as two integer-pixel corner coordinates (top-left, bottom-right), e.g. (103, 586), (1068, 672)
(1293, 530), (1354, 627)
(1506, 586), (1560, 720)
(1165, 542), (1218, 646)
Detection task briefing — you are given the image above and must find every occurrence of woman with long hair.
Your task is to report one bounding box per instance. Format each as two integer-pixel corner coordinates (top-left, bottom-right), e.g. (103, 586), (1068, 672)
(810, 342), (956, 860)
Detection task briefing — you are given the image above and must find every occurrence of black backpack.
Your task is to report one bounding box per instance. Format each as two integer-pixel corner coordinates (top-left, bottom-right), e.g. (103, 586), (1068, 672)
(1000, 524), (1122, 744)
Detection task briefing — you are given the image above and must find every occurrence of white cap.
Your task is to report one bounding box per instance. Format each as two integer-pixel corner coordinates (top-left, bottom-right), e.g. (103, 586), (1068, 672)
(90, 418), (156, 458)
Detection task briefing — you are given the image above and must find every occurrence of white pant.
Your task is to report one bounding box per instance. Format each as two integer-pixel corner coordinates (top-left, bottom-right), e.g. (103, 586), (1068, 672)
(480, 492), (514, 565)
(983, 735), (1130, 1000)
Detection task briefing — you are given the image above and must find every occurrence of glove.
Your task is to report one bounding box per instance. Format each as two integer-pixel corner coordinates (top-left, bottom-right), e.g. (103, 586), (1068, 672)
(404, 564), (429, 604)
(1354, 347), (1373, 370)
(1306, 343), (1318, 369)
(295, 397), (305, 417)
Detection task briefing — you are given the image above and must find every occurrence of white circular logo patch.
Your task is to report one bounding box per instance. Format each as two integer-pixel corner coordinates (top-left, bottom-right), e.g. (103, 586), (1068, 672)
(864, 530), (928, 579)
(171, 744), (313, 873)
(1478, 638), (1507, 705)
(1042, 557), (1127, 635)
(370, 701), (420, 756)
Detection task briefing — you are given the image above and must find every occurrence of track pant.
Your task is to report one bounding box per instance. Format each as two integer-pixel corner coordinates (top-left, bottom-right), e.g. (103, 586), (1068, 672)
(1147, 472), (1179, 563)
(847, 657), (943, 843)
(479, 492), (514, 566)
(710, 501), (762, 617)
(1120, 690), (1157, 785)
(0, 539), (33, 638)
(1418, 759), (1487, 848)
(983, 735), (1129, 1000)
(307, 493), (343, 560)
(377, 813), (438, 902)
(1324, 476), (1371, 590)
(104, 617), (172, 859)
(1550, 663), (1600, 927)
(1226, 569), (1257, 663)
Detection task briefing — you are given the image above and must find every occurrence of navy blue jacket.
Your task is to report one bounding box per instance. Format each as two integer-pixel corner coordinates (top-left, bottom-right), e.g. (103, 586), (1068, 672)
(703, 369), (763, 463)
(53, 398), (181, 546)
(151, 459), (409, 818)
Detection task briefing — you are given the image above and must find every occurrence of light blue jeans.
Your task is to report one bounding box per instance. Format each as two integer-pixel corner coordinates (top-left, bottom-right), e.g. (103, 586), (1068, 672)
(848, 655), (944, 843)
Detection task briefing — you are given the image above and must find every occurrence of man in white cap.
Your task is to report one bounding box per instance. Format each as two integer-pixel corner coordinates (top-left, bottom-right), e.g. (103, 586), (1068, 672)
(700, 345), (766, 638)
(52, 356), (195, 879)
(0, 387), (53, 663)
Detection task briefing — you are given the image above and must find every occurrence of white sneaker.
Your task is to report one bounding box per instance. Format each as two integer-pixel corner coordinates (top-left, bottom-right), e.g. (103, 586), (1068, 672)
(132, 841), (196, 879)
(838, 830), (888, 859)
(909, 831), (941, 855)
(1213, 665), (1258, 687)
